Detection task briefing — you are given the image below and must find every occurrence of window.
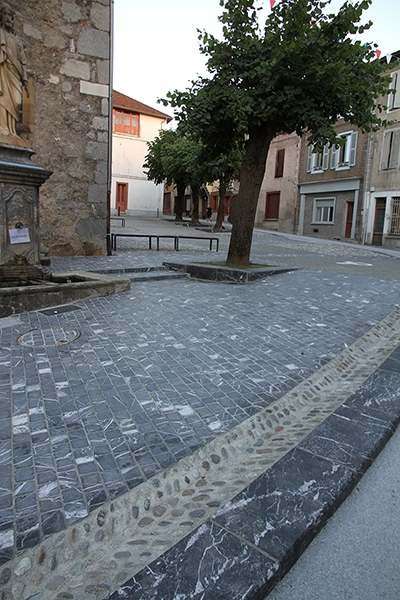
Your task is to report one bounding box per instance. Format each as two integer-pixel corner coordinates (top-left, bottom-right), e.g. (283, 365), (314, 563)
(313, 198), (335, 224)
(265, 192), (280, 219)
(381, 129), (400, 170)
(275, 149), (285, 177)
(113, 109), (139, 136)
(388, 71), (400, 111)
(330, 131), (358, 170)
(390, 197), (400, 235)
(306, 144), (329, 173)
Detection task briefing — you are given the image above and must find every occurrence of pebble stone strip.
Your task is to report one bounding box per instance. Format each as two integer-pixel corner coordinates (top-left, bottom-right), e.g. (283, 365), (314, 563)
(1, 306), (399, 600)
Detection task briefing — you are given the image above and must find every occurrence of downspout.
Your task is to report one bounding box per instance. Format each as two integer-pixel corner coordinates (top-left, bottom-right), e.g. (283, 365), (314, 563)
(361, 129), (375, 245)
(106, 0), (115, 255)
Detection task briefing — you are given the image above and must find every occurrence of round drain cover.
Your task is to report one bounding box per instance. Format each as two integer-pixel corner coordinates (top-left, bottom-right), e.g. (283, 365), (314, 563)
(17, 328), (81, 348)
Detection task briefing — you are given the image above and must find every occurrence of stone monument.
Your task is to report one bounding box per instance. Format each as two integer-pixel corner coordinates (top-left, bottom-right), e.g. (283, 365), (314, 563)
(0, 2), (51, 286)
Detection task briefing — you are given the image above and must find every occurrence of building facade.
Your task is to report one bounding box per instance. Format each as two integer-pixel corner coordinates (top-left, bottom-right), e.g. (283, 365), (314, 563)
(363, 53), (400, 249)
(297, 122), (368, 242)
(255, 132), (300, 233)
(16, 0), (112, 256)
(111, 92), (171, 217)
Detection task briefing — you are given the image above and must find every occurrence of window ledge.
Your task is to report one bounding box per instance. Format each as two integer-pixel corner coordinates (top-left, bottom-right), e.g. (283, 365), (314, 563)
(311, 222), (335, 226)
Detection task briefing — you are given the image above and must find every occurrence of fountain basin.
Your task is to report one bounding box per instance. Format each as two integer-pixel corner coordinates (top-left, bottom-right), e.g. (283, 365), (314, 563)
(0, 271), (130, 318)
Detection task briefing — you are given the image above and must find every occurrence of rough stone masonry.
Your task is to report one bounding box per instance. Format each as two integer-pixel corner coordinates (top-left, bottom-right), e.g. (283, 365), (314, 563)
(14, 0), (111, 256)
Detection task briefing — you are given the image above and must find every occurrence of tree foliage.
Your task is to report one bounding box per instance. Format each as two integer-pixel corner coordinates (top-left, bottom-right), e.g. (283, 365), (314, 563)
(164, 0), (393, 265)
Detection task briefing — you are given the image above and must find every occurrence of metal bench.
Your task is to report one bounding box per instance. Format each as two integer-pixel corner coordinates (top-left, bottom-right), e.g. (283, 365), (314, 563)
(110, 217), (126, 227)
(110, 233), (220, 252)
(175, 235), (219, 252)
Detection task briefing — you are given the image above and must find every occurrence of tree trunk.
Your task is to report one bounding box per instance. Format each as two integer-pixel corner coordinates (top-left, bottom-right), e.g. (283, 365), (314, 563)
(214, 180), (227, 231)
(175, 181), (185, 221)
(226, 124), (273, 266)
(190, 184), (201, 225)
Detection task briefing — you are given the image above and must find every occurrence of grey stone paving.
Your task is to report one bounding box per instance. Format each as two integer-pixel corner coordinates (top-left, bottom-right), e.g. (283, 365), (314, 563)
(0, 219), (399, 598)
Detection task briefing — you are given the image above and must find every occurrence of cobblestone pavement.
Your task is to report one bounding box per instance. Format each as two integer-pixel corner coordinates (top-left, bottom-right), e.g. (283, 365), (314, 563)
(0, 218), (399, 599)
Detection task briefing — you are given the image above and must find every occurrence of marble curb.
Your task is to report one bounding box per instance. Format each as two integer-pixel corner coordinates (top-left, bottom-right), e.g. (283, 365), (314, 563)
(162, 262), (297, 283)
(107, 345), (400, 600)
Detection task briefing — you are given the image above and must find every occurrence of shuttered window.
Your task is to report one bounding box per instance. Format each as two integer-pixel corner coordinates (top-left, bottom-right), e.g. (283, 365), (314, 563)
(381, 129), (400, 170)
(275, 149), (285, 177)
(388, 71), (400, 111)
(113, 110), (139, 136)
(307, 144), (329, 173)
(331, 131), (358, 169)
(313, 198), (335, 224)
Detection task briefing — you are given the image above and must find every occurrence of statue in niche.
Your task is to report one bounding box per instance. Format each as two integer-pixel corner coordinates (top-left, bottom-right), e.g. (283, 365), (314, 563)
(0, 2), (29, 137)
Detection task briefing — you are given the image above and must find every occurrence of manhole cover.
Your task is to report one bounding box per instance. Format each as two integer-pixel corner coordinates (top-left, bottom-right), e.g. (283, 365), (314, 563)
(17, 328), (81, 348)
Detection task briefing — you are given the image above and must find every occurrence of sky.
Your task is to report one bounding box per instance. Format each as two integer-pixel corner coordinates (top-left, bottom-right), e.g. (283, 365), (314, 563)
(113, 0), (400, 114)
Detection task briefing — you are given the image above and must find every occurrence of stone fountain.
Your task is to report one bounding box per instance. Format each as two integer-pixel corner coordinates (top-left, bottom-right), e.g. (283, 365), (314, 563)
(0, 4), (129, 318)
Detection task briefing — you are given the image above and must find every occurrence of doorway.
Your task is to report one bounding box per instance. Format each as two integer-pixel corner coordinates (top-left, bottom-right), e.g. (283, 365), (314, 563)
(372, 198), (387, 246)
(345, 201), (354, 238)
(116, 182), (128, 213)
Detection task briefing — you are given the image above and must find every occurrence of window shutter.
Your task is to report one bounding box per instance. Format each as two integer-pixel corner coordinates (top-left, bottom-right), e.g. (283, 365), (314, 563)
(381, 131), (392, 170)
(331, 145), (338, 169)
(389, 72), (400, 110)
(349, 131), (358, 166)
(322, 144), (329, 170)
(307, 145), (313, 172)
(389, 129), (400, 169)
(275, 149), (285, 177)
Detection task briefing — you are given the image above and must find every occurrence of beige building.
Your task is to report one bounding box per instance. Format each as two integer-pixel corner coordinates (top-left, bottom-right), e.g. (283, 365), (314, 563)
(15, 0), (112, 256)
(255, 132), (300, 233)
(298, 121), (368, 241)
(363, 52), (400, 249)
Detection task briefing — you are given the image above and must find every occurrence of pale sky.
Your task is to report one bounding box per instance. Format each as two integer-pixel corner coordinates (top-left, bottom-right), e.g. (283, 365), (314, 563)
(113, 0), (400, 112)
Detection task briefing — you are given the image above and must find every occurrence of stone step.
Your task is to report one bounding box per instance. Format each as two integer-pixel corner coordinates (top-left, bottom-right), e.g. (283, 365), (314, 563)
(94, 266), (189, 283)
(127, 271), (189, 282)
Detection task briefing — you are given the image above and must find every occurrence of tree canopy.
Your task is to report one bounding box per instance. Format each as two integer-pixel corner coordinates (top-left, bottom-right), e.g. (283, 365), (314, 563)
(165, 0), (393, 265)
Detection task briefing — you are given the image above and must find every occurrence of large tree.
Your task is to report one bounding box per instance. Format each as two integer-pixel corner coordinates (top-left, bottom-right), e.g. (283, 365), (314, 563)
(167, 0), (392, 265)
(143, 129), (203, 221)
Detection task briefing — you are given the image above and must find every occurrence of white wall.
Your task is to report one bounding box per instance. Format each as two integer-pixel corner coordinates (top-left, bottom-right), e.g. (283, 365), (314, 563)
(111, 113), (166, 216)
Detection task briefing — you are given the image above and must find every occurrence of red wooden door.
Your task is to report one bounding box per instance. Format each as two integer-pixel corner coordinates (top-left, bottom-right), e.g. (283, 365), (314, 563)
(345, 201), (354, 238)
(116, 183), (128, 213)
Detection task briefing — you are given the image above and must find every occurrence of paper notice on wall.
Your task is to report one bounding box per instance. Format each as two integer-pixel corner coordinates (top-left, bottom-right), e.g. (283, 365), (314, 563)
(9, 228), (30, 244)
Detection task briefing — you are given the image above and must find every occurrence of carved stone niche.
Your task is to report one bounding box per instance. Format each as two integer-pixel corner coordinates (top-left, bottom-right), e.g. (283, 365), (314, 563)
(0, 141), (52, 285)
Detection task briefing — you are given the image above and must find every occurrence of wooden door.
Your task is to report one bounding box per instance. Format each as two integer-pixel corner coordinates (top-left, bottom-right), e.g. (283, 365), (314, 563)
(345, 201), (354, 238)
(163, 192), (171, 215)
(265, 192), (280, 219)
(116, 182), (128, 213)
(372, 198), (386, 246)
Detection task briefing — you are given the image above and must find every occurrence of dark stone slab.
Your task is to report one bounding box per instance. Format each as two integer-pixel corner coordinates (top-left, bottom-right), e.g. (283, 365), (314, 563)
(107, 521), (279, 600)
(163, 261), (296, 283)
(344, 368), (400, 415)
(213, 447), (356, 569)
(378, 344), (400, 374)
(299, 402), (398, 471)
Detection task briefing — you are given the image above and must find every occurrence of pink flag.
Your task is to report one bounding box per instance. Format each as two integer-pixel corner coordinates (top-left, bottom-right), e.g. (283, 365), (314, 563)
(270, 0), (276, 8)
(376, 49), (381, 59)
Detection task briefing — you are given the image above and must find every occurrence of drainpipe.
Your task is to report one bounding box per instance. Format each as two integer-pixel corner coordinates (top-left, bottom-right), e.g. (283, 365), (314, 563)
(106, 0), (115, 255)
(361, 129), (375, 245)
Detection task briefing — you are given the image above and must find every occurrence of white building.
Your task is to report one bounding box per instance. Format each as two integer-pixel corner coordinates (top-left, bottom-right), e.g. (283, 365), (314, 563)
(111, 91), (172, 217)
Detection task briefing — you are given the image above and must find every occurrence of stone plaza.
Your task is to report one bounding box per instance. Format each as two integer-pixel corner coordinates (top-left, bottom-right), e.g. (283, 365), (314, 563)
(0, 218), (400, 599)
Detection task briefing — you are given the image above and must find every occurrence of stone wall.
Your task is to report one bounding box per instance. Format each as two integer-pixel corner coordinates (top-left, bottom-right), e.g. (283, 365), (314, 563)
(13, 0), (111, 256)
